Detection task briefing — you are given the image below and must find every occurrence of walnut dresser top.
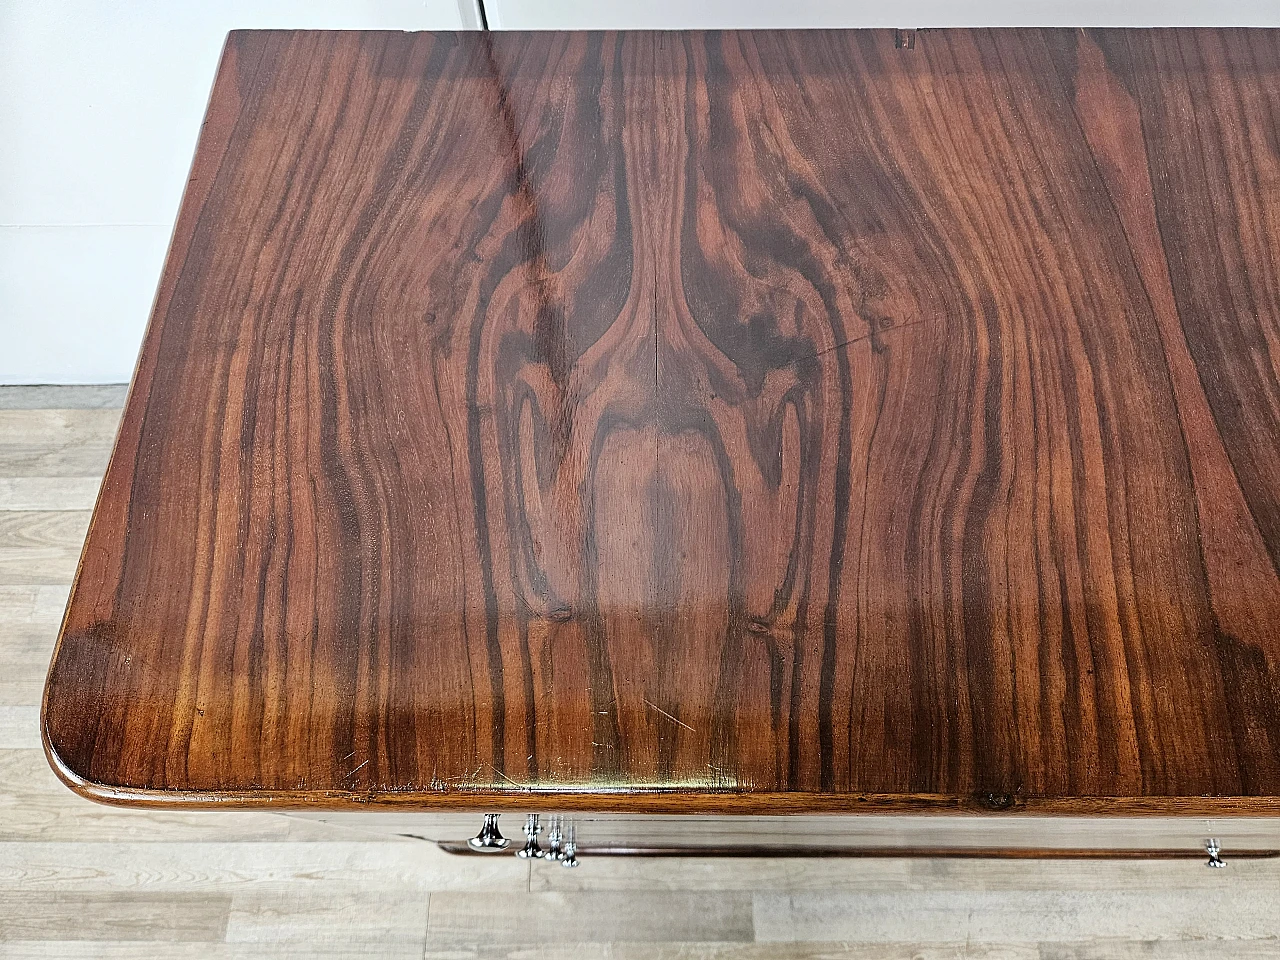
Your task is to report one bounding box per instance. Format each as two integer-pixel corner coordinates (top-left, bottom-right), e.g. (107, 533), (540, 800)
(42, 28), (1280, 815)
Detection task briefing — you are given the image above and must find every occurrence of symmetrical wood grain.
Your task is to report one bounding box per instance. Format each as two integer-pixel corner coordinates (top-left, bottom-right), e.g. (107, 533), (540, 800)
(42, 29), (1280, 812)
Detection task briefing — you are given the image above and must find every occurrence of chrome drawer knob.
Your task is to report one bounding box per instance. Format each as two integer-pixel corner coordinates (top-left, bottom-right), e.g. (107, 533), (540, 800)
(546, 815), (564, 861)
(1206, 838), (1227, 868)
(560, 823), (579, 868)
(467, 813), (510, 852)
(516, 814), (544, 859)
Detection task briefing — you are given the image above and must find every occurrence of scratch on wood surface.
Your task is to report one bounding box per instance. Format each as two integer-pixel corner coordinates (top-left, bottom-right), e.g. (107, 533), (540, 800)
(344, 759), (370, 779)
(488, 763), (526, 789)
(643, 698), (695, 732)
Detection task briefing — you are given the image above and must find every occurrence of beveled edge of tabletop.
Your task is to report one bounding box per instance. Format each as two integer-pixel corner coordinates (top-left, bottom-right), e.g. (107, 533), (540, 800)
(37, 734), (1280, 816)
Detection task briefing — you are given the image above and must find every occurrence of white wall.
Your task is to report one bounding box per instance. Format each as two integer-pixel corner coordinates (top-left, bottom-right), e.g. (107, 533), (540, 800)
(3, 1), (1277, 383)
(0, 0), (479, 385)
(487, 0), (1280, 29)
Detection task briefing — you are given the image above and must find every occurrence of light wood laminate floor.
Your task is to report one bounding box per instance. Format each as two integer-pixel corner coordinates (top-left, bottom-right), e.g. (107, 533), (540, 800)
(2, 385), (1278, 959)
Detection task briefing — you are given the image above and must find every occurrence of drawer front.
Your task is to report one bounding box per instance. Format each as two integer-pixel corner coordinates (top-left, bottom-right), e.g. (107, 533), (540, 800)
(287, 811), (1280, 861)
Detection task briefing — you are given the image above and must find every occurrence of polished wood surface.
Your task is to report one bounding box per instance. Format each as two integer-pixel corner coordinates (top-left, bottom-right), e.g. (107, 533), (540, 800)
(42, 29), (1280, 813)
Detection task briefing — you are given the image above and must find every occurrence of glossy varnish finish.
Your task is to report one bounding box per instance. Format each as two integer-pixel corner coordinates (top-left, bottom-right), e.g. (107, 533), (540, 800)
(42, 29), (1280, 812)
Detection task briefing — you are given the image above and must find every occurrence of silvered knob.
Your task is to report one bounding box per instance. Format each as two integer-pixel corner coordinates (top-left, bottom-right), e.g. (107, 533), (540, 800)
(1206, 838), (1227, 868)
(560, 822), (579, 868)
(467, 813), (510, 852)
(546, 815), (564, 861)
(516, 813), (544, 859)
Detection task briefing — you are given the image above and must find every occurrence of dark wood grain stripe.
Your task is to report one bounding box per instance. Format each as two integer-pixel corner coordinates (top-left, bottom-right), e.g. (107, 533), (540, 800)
(42, 28), (1280, 812)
